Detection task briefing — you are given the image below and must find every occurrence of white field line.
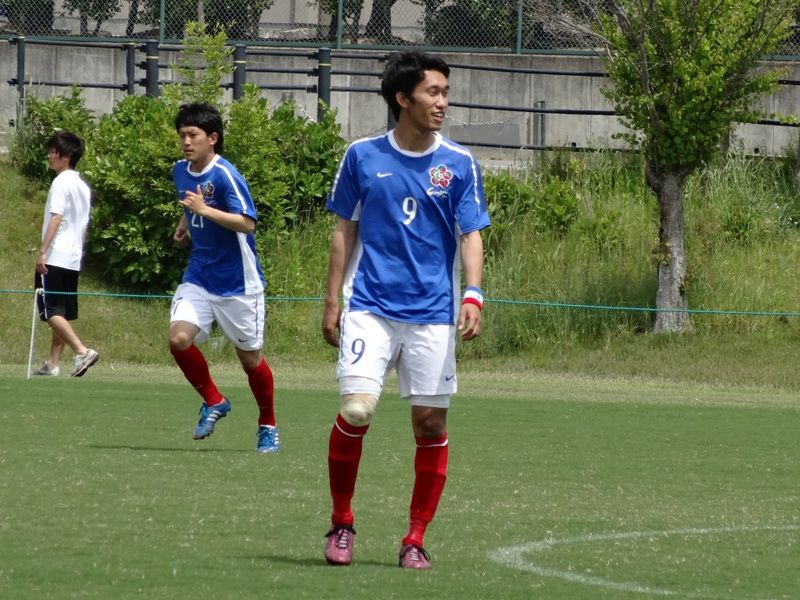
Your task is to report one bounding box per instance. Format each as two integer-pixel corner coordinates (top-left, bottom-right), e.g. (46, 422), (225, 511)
(487, 525), (800, 599)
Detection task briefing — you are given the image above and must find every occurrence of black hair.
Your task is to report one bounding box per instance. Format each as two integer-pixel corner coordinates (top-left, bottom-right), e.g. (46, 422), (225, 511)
(47, 131), (84, 168)
(381, 51), (450, 121)
(174, 102), (224, 155)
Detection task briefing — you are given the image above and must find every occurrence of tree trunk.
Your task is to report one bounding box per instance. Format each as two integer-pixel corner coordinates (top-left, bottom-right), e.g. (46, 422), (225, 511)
(348, 4), (363, 43)
(126, 0), (140, 37)
(365, 0), (397, 42)
(648, 167), (692, 333)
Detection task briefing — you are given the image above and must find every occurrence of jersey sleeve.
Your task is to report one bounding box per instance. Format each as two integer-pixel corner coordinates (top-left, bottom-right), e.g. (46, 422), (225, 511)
(454, 154), (491, 234)
(326, 144), (362, 221)
(48, 176), (68, 215)
(220, 166), (258, 221)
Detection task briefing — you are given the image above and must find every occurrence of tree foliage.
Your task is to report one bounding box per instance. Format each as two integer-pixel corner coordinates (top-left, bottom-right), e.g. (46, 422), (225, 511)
(594, 0), (794, 182)
(546, 0), (795, 331)
(64, 0), (121, 35)
(162, 22), (233, 106)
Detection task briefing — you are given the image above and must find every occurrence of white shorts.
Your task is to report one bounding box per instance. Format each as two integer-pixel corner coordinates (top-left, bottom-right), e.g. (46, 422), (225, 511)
(337, 310), (457, 399)
(170, 282), (264, 351)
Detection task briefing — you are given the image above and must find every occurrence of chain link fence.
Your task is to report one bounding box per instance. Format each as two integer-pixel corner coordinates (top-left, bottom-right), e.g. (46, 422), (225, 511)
(1, 1), (799, 55)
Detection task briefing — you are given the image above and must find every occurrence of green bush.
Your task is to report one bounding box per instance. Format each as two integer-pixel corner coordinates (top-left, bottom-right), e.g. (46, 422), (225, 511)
(533, 177), (579, 233)
(10, 87), (95, 182)
(76, 90), (346, 293)
(10, 27), (348, 294)
(80, 95), (183, 291)
(226, 87), (346, 235)
(482, 169), (535, 254)
(483, 167), (580, 253)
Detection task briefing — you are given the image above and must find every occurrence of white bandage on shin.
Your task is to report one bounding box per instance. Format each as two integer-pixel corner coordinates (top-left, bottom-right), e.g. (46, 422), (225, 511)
(340, 393), (378, 427)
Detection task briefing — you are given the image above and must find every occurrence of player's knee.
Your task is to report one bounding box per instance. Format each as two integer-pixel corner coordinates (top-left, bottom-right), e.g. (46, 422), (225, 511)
(168, 330), (193, 352)
(340, 393), (378, 427)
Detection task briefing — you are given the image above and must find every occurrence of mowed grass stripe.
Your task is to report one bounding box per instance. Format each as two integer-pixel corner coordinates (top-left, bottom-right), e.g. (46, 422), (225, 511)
(0, 371), (798, 599)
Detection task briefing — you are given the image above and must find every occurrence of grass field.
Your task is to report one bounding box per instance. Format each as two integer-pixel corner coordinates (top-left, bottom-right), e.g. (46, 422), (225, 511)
(3, 146), (800, 599)
(1, 364), (797, 599)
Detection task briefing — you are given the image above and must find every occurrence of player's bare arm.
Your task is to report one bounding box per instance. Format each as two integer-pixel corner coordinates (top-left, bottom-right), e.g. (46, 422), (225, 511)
(180, 185), (256, 233)
(173, 214), (190, 247)
(36, 213), (63, 275)
(322, 218), (358, 347)
(458, 229), (485, 341)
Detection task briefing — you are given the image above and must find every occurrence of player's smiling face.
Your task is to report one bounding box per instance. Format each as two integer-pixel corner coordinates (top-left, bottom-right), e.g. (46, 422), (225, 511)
(401, 69), (449, 132)
(178, 125), (218, 170)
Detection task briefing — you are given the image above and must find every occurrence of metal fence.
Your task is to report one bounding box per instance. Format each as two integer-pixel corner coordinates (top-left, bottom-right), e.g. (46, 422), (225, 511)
(4, 0), (797, 55)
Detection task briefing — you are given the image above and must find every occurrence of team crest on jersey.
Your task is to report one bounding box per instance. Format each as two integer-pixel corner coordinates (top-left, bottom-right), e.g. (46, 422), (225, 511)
(201, 181), (215, 200)
(429, 165), (452, 188)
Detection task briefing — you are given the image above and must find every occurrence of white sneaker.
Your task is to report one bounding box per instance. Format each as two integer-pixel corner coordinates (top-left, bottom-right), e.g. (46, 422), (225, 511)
(32, 362), (59, 376)
(71, 349), (99, 377)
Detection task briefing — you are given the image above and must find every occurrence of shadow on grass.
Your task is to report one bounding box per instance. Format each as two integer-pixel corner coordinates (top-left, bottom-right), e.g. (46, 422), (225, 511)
(251, 554), (395, 568)
(86, 443), (250, 453)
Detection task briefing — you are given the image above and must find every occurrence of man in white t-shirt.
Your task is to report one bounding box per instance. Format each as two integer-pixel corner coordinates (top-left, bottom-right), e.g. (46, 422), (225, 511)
(33, 131), (99, 377)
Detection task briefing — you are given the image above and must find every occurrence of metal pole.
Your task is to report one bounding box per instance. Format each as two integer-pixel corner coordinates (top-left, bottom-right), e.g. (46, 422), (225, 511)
(317, 47), (331, 121)
(233, 44), (246, 100)
(125, 42), (136, 95)
(145, 40), (160, 98)
(336, 0), (343, 49)
(27, 289), (41, 379)
(15, 36), (25, 126)
(515, 0), (523, 54)
(159, 0), (166, 45)
(533, 100), (545, 146)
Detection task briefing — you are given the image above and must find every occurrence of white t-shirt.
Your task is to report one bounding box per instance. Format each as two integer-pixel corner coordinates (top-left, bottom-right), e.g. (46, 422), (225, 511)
(41, 169), (92, 271)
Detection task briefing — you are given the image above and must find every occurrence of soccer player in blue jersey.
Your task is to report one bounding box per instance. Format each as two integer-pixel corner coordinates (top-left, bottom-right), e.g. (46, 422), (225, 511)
(321, 51), (490, 569)
(168, 102), (279, 454)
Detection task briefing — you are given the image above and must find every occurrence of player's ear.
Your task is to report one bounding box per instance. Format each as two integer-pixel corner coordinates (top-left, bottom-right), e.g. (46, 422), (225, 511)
(395, 91), (409, 111)
(209, 131), (219, 148)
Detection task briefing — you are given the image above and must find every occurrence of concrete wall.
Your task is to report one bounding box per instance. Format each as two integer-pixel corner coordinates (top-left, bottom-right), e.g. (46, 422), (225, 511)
(1, 42), (798, 162)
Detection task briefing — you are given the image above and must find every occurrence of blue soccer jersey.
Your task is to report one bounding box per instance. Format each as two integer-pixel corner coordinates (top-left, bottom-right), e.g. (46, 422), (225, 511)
(326, 131), (490, 325)
(172, 155), (265, 296)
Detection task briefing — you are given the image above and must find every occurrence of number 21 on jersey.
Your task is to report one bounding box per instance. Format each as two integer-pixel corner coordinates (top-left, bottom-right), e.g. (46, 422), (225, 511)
(190, 213), (205, 229)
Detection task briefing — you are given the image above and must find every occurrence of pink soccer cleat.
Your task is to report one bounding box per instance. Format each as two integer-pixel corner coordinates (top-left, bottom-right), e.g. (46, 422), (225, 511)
(399, 544), (431, 570)
(324, 524), (355, 565)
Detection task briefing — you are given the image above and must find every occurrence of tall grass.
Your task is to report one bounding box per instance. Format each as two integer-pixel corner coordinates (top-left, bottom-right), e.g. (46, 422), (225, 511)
(3, 153), (800, 388)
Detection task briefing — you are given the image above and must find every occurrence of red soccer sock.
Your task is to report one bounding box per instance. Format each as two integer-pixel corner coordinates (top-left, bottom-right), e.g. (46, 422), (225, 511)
(170, 344), (224, 406)
(328, 414), (369, 526)
(403, 432), (449, 548)
(246, 357), (275, 427)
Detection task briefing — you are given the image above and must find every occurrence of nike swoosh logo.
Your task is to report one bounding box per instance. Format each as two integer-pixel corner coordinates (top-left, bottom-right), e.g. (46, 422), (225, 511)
(377, 172), (393, 178)
(445, 375), (455, 381)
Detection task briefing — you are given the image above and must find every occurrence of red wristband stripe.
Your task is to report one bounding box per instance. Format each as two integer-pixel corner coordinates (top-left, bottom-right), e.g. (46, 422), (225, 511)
(462, 288), (484, 310)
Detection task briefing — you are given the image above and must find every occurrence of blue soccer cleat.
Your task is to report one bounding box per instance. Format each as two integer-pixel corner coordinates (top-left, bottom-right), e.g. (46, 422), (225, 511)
(256, 425), (281, 453)
(192, 398), (231, 440)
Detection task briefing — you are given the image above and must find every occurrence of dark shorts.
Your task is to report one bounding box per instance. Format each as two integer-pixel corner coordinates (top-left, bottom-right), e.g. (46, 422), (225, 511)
(35, 266), (80, 321)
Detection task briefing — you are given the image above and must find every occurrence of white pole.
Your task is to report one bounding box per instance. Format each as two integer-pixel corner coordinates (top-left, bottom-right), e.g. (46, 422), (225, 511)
(27, 289), (41, 378)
